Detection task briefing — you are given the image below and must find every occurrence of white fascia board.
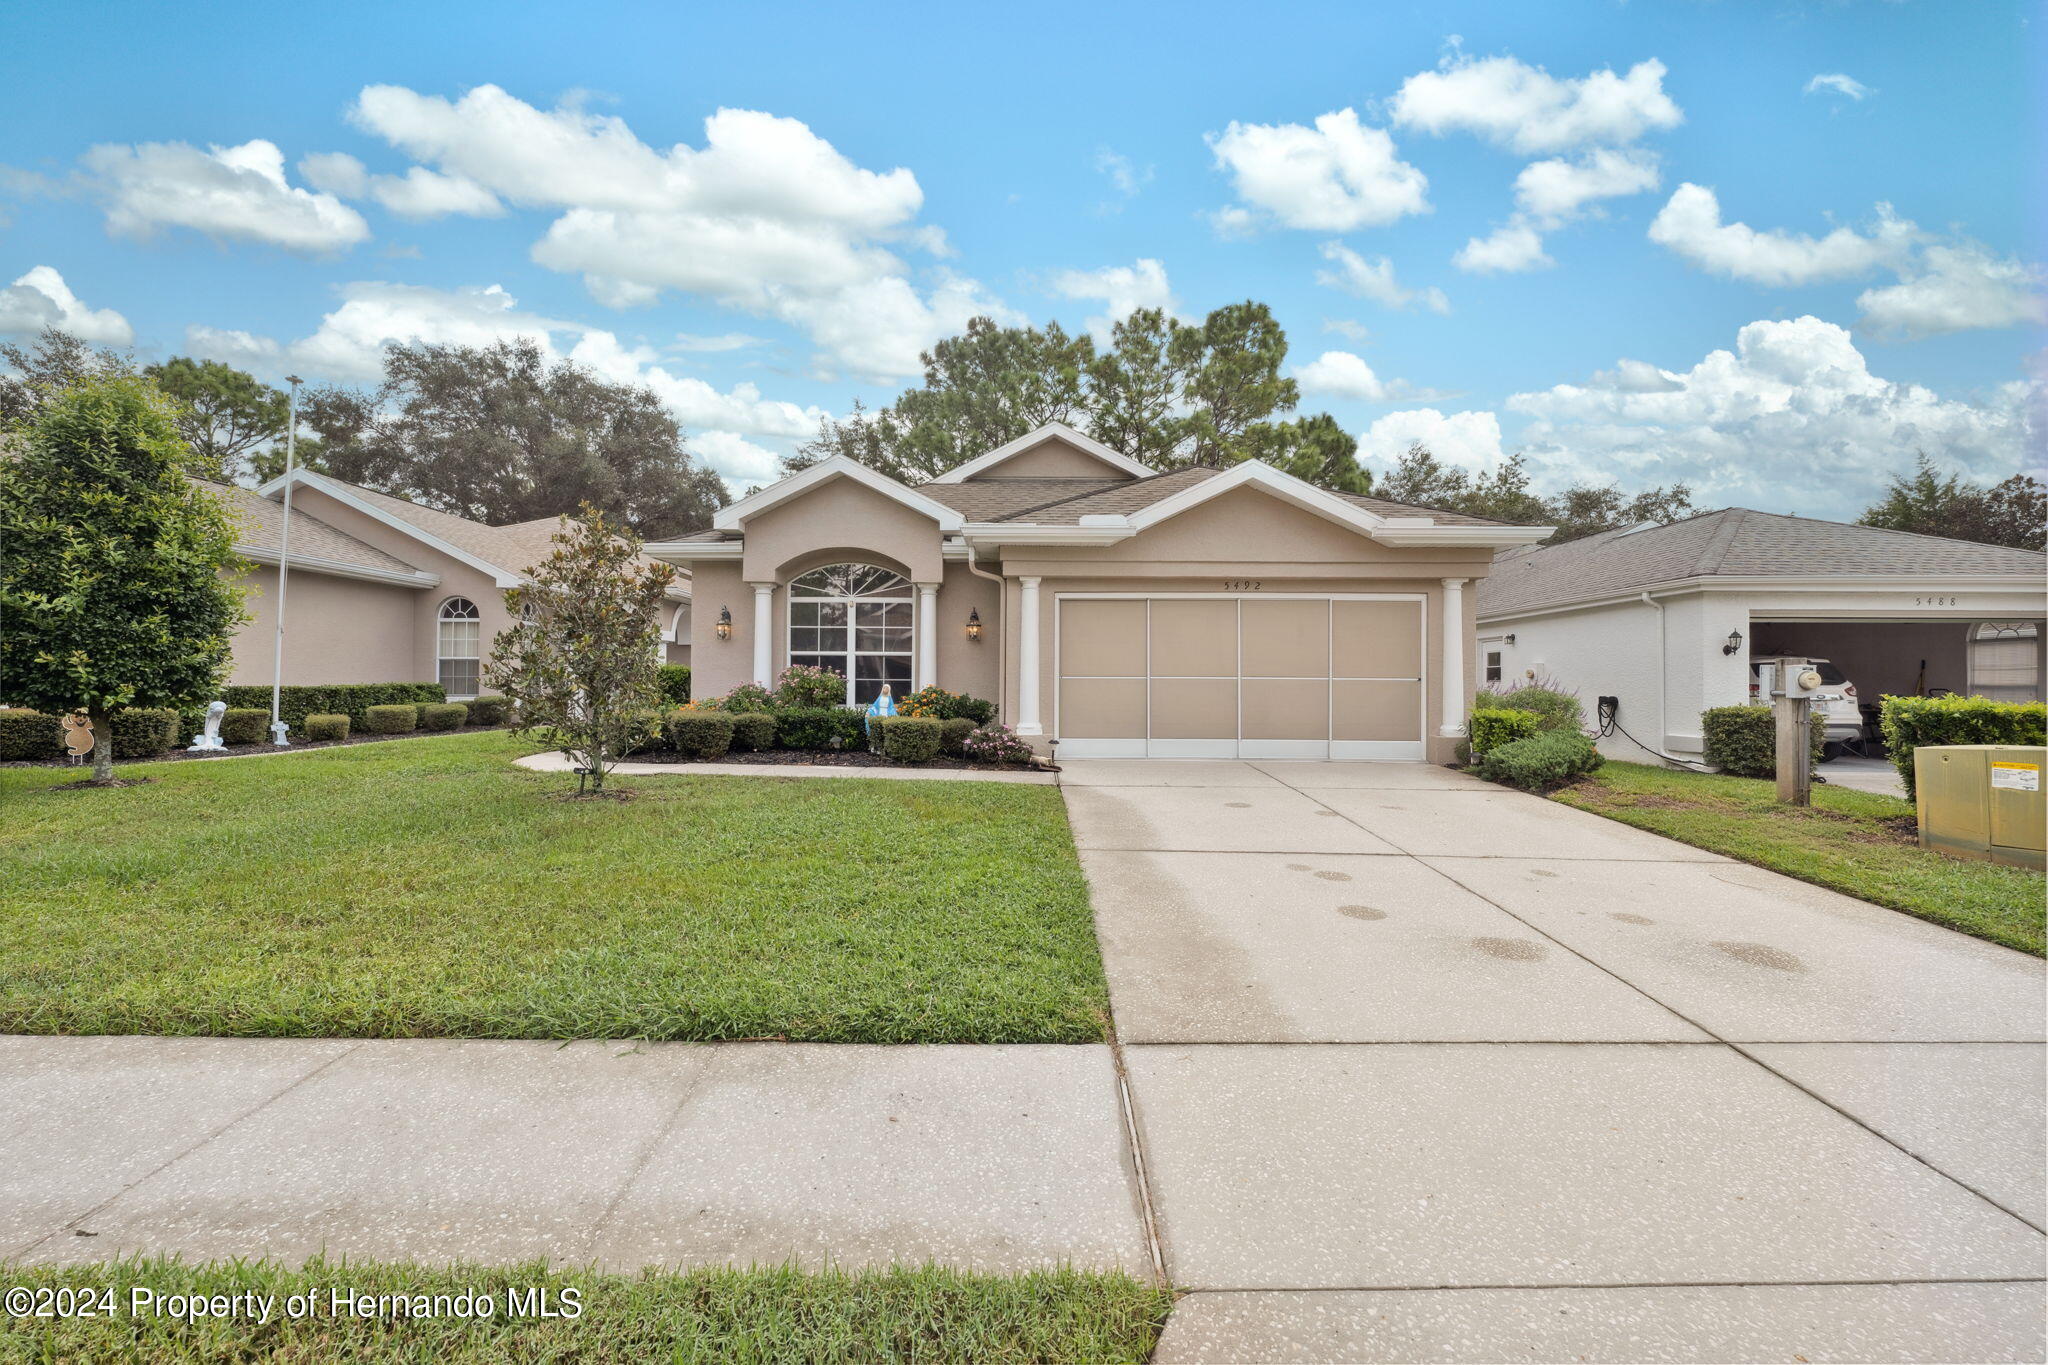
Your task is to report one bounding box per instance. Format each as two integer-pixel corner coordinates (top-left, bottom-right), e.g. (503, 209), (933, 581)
(644, 539), (744, 561)
(1372, 524), (1556, 548)
(1127, 460), (1388, 537)
(258, 469), (523, 588)
(1475, 573), (2048, 623)
(234, 544), (442, 589)
(930, 422), (1157, 483)
(959, 521), (1137, 547)
(709, 456), (964, 532)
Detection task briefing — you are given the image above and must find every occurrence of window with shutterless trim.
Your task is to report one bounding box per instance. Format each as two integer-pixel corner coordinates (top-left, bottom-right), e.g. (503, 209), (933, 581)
(786, 564), (913, 705)
(437, 596), (482, 699)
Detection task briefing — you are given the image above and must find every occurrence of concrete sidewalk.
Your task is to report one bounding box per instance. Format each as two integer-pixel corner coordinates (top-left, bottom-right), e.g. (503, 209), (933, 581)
(1063, 759), (2047, 1364)
(513, 750), (1055, 783)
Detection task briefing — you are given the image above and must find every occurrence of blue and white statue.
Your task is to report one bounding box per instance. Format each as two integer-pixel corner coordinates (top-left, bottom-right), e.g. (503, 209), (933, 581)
(187, 700), (228, 752)
(864, 683), (897, 748)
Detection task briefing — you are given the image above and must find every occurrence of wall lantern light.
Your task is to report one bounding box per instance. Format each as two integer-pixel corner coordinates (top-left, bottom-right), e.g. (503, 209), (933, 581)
(716, 606), (733, 641)
(965, 607), (983, 641)
(1722, 629), (1744, 656)
(1504, 633), (1516, 645)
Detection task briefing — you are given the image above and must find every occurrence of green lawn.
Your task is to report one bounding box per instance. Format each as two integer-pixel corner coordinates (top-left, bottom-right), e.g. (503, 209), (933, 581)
(0, 733), (1110, 1041)
(0, 1258), (1174, 1365)
(1553, 761), (2045, 956)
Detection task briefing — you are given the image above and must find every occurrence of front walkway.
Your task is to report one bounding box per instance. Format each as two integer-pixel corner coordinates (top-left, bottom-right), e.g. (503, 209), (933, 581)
(1063, 759), (2045, 1363)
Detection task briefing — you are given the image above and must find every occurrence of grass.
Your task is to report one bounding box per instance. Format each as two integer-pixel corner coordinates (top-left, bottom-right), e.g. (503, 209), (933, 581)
(1553, 760), (2045, 956)
(0, 732), (1110, 1041)
(0, 1258), (1174, 1364)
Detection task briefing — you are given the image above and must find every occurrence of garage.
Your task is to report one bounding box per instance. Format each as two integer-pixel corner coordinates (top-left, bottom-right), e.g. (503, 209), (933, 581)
(1053, 594), (1427, 760)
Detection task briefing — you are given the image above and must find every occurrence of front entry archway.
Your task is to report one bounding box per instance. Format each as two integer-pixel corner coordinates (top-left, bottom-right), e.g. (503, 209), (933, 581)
(787, 563), (914, 705)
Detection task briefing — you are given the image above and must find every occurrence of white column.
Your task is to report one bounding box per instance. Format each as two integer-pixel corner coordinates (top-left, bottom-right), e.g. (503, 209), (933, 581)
(1439, 577), (1468, 737)
(1015, 576), (1042, 735)
(916, 582), (939, 690)
(749, 581), (774, 688)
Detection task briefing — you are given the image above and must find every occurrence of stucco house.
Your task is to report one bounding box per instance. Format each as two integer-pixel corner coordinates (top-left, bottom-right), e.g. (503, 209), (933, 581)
(646, 423), (1548, 761)
(1474, 508), (2048, 765)
(214, 472), (692, 697)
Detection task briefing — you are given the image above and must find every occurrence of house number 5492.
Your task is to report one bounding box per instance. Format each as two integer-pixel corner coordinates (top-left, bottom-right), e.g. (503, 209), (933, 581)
(1223, 579), (1263, 591)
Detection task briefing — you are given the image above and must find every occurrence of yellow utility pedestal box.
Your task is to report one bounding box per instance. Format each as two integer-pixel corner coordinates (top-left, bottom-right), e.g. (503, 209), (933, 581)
(1914, 745), (2046, 871)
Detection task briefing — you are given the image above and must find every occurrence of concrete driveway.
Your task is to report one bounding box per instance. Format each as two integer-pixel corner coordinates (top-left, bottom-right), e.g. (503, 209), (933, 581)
(1061, 759), (2047, 1364)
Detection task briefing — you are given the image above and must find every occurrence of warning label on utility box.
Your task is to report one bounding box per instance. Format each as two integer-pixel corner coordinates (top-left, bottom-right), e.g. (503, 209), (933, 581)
(1989, 762), (2040, 792)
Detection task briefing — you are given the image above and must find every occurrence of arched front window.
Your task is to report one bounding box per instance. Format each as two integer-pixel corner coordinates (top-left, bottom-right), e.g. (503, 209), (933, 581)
(1970, 621), (2042, 703)
(788, 564), (912, 705)
(438, 597), (482, 699)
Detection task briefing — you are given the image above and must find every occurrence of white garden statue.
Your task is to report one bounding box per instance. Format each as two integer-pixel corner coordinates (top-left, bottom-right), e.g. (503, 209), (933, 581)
(187, 700), (227, 752)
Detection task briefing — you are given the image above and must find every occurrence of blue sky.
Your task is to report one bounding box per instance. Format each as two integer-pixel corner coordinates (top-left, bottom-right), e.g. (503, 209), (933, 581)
(1, 0), (2039, 517)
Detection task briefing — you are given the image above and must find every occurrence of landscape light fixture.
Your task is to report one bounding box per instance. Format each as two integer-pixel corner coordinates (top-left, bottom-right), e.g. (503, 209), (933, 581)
(716, 606), (733, 641)
(1723, 629), (1744, 656)
(965, 607), (982, 641)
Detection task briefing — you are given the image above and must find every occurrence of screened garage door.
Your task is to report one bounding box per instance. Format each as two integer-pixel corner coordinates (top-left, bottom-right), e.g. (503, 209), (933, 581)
(1055, 595), (1426, 760)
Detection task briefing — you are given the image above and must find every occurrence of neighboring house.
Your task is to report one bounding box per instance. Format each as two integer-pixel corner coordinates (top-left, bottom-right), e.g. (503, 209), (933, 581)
(646, 423), (1547, 761)
(1474, 508), (2048, 765)
(214, 472), (692, 698)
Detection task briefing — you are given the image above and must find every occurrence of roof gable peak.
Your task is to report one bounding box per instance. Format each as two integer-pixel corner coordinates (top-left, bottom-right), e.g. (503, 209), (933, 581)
(930, 422), (1157, 483)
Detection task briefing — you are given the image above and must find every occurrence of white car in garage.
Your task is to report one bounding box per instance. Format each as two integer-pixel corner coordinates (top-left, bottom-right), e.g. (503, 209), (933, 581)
(1751, 656), (1866, 756)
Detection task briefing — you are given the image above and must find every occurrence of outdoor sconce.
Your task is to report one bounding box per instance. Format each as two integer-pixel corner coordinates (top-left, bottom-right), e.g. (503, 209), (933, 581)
(965, 608), (983, 641)
(1504, 633), (1516, 645)
(716, 606), (733, 641)
(1723, 628), (1744, 656)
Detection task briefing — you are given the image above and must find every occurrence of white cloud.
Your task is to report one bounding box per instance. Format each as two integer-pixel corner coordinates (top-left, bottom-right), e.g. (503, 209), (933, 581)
(1506, 315), (2039, 513)
(565, 329), (825, 442)
(1856, 242), (2048, 338)
(1293, 350), (1445, 404)
(79, 138), (369, 252)
(298, 151), (368, 198)
(1453, 222), (1553, 274)
(1647, 183), (1917, 286)
(1390, 54), (1681, 154)
(0, 266), (134, 344)
(1805, 73), (1872, 101)
(671, 331), (766, 352)
(346, 85), (975, 378)
(1094, 148), (1153, 201)
(1514, 147), (1661, 226)
(1049, 258), (1178, 342)
(1323, 318), (1371, 341)
(687, 430), (785, 486)
(1316, 243), (1449, 313)
(1206, 108), (1429, 232)
(370, 167), (503, 220)
(1359, 408), (1506, 470)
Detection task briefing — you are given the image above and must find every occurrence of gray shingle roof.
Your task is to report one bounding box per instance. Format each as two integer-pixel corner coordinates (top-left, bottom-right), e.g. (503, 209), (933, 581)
(925, 466), (1513, 526)
(1477, 507), (2048, 618)
(208, 481), (423, 578)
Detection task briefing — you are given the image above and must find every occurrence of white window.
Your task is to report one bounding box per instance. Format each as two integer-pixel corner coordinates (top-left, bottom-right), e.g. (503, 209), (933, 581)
(1483, 647), (1504, 685)
(1969, 622), (2042, 703)
(787, 563), (913, 705)
(438, 597), (482, 699)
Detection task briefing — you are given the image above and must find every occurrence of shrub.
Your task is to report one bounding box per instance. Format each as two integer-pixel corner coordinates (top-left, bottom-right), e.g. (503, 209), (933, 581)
(219, 683), (445, 733)
(1881, 694), (2048, 799)
(656, 663), (692, 706)
(669, 711), (735, 759)
(1469, 707), (1540, 756)
(952, 694), (997, 726)
(899, 685), (997, 724)
(0, 709), (60, 761)
(362, 704), (418, 735)
(700, 683), (775, 713)
(304, 713), (351, 742)
(876, 715), (942, 763)
(109, 708), (178, 759)
(1701, 705), (1827, 779)
(730, 712), (778, 752)
(420, 702), (468, 731)
(1475, 729), (1604, 792)
(775, 664), (845, 709)
(219, 707), (269, 745)
(621, 709), (671, 754)
(465, 696), (509, 726)
(1473, 682), (1583, 733)
(963, 723), (1035, 764)
(775, 706), (864, 750)
(939, 716), (977, 757)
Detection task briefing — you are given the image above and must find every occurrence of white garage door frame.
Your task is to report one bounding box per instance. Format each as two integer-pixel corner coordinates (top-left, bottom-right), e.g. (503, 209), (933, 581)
(1052, 592), (1429, 761)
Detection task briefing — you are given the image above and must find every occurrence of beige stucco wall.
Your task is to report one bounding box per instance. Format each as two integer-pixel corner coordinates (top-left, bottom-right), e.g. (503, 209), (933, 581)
(686, 559), (750, 698)
(739, 476), (946, 585)
(229, 565), (426, 686)
(972, 436), (1135, 480)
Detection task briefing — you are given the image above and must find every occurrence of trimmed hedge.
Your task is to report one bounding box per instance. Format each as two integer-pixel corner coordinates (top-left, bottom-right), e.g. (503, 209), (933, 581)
(1881, 694), (2048, 799)
(1474, 729), (1604, 792)
(1701, 705), (1827, 779)
(730, 712), (778, 752)
(877, 715), (943, 763)
(109, 708), (178, 758)
(1472, 683), (1583, 734)
(0, 710), (60, 761)
(1469, 707), (1539, 756)
(420, 703), (468, 732)
(2, 708), (183, 760)
(464, 696), (509, 726)
(220, 708), (269, 746)
(775, 707), (866, 751)
(362, 704), (419, 735)
(656, 664), (691, 706)
(669, 712), (735, 759)
(939, 716), (977, 757)
(899, 686), (996, 725)
(701, 683), (775, 713)
(304, 713), (351, 742)
(219, 683), (444, 732)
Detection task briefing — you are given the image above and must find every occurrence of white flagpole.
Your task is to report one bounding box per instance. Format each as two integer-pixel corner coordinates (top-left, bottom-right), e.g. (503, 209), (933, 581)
(268, 376), (302, 746)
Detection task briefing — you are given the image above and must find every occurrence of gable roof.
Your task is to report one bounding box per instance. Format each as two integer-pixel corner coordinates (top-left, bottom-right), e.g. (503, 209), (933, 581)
(705, 454), (965, 533)
(206, 480), (439, 586)
(928, 422), (1157, 482)
(1477, 507), (2048, 618)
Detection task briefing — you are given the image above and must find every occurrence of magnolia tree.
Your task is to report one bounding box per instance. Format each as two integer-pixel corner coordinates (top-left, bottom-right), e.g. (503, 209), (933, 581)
(485, 507), (674, 793)
(0, 375), (246, 784)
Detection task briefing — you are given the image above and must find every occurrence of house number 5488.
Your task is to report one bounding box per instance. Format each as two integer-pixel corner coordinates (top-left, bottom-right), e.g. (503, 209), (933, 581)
(1915, 595), (1960, 607)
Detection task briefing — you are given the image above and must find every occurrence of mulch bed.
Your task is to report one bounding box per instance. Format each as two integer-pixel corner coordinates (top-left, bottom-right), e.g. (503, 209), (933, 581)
(623, 748), (1049, 774)
(2, 725), (514, 770)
